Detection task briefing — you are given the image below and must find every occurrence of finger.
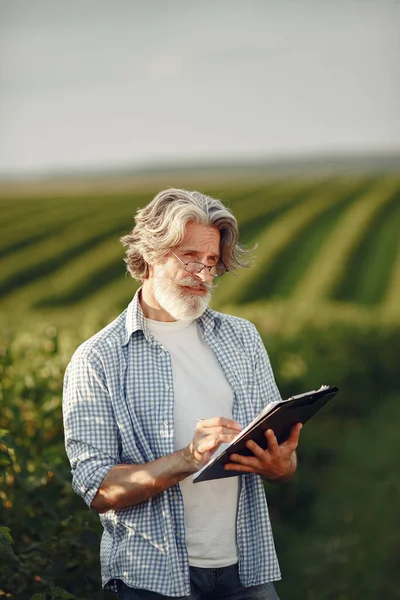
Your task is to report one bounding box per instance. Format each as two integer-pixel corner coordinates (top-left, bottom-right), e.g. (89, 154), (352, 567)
(198, 417), (242, 432)
(224, 461), (258, 473)
(244, 439), (265, 458)
(196, 433), (239, 454)
(228, 453), (259, 467)
(264, 429), (279, 453)
(283, 423), (302, 449)
(196, 424), (242, 439)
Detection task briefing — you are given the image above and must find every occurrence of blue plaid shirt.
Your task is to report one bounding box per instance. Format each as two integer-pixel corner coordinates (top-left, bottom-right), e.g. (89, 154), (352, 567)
(63, 291), (282, 596)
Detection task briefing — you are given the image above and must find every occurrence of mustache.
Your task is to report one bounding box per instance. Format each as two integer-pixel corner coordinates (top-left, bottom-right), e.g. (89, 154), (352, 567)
(177, 276), (217, 293)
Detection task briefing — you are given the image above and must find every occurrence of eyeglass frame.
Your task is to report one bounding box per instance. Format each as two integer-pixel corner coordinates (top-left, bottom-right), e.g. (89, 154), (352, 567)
(171, 250), (227, 277)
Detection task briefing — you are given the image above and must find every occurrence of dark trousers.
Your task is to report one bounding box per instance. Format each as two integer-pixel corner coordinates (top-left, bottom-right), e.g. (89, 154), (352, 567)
(116, 564), (280, 599)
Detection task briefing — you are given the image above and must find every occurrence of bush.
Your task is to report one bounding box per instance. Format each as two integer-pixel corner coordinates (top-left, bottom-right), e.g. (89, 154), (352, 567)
(1, 320), (399, 599)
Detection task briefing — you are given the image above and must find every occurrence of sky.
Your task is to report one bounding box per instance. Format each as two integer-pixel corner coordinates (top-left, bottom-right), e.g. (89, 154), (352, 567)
(0, 0), (399, 177)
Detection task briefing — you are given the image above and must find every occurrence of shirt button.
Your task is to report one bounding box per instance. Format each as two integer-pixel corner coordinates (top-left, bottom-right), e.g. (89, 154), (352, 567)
(163, 420), (168, 427)
(165, 384), (170, 391)
(160, 352), (165, 357)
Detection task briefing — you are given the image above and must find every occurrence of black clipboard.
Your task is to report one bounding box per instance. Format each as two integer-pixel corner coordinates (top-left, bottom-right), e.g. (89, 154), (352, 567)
(193, 385), (339, 483)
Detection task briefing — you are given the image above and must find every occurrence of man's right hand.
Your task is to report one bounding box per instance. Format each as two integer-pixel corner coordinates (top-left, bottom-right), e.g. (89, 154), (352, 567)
(91, 417), (242, 513)
(184, 417), (242, 472)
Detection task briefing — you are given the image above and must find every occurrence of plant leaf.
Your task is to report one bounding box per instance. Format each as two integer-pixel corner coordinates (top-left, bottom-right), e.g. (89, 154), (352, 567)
(0, 526), (18, 561)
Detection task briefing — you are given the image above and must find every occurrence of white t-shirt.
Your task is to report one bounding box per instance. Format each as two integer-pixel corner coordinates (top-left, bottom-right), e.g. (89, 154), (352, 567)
(145, 317), (240, 568)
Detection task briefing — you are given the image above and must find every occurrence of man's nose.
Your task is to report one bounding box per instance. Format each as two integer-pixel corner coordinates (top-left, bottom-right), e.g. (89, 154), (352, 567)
(196, 267), (214, 283)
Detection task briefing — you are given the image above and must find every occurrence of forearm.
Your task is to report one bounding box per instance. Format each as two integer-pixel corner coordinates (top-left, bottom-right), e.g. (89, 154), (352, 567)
(91, 447), (194, 513)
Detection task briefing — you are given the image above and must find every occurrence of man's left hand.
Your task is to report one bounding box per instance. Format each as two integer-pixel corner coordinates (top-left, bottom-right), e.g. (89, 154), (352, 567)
(224, 422), (302, 482)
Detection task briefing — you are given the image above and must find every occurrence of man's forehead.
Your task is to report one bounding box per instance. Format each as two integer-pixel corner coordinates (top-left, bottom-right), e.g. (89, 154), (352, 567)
(179, 222), (220, 250)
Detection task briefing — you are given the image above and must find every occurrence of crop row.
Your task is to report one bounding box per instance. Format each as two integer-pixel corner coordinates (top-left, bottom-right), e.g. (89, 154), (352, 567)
(241, 178), (376, 303)
(212, 176), (366, 307)
(0, 217), (128, 301)
(381, 240), (400, 323)
(1, 176), (399, 331)
(0, 180), (319, 308)
(291, 177), (399, 306)
(0, 191), (148, 259)
(34, 236), (126, 307)
(63, 179), (331, 317)
(332, 187), (400, 305)
(0, 199), (57, 233)
(0, 195), (106, 257)
(234, 178), (327, 245)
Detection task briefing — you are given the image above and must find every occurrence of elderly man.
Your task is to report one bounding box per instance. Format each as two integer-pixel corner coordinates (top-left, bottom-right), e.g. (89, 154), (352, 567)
(63, 188), (301, 600)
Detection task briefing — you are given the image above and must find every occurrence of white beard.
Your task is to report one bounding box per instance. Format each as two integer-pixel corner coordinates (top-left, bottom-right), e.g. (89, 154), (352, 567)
(152, 266), (215, 321)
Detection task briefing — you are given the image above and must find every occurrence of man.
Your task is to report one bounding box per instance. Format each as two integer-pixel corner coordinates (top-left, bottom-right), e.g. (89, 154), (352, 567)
(63, 188), (302, 600)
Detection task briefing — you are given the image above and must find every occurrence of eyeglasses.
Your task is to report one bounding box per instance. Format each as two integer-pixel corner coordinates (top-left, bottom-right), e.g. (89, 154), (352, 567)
(171, 251), (227, 277)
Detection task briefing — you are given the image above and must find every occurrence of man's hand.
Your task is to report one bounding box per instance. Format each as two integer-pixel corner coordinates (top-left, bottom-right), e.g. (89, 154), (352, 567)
(91, 416), (242, 512)
(224, 422), (302, 482)
(184, 417), (242, 472)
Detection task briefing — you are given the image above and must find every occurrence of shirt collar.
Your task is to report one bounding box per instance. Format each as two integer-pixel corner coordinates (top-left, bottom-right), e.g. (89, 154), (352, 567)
(123, 288), (149, 345)
(197, 306), (222, 338)
(123, 288), (221, 346)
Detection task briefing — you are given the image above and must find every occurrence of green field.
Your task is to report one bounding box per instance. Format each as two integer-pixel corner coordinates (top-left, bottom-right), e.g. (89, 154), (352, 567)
(1, 174), (399, 330)
(1, 173), (399, 600)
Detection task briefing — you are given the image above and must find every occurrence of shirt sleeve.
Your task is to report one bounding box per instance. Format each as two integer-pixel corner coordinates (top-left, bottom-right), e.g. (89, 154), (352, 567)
(252, 325), (282, 406)
(63, 352), (120, 508)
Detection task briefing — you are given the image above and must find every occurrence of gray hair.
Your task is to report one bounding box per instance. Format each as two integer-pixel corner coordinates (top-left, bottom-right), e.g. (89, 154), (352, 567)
(121, 188), (250, 281)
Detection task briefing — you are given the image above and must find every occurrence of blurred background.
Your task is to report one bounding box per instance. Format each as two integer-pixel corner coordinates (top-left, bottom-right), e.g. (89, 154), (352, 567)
(0, 1), (399, 599)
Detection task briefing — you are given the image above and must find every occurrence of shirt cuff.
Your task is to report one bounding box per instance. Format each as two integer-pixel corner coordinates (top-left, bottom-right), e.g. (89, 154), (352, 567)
(75, 463), (116, 509)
